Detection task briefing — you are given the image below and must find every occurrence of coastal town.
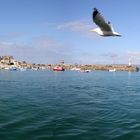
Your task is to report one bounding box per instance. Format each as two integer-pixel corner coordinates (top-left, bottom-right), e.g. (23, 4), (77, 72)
(0, 56), (139, 72)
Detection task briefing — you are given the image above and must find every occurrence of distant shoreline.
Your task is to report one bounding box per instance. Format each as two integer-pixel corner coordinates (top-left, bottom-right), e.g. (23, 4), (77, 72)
(0, 56), (139, 72)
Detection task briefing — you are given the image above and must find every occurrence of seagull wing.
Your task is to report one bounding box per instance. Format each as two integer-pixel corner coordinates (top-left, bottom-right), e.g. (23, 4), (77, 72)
(93, 8), (112, 32)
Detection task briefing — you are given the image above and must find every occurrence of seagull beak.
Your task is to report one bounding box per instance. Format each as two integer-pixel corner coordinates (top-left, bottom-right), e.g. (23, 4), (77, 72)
(116, 34), (122, 37)
(114, 32), (122, 37)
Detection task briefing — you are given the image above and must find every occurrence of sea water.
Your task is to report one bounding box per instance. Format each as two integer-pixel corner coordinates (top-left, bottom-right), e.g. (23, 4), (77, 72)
(0, 70), (140, 140)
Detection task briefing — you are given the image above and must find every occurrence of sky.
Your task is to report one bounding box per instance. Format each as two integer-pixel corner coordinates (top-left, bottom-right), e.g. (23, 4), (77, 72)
(0, 0), (140, 64)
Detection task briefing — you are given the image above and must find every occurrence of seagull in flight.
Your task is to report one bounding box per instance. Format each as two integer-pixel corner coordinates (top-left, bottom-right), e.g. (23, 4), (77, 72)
(91, 8), (121, 37)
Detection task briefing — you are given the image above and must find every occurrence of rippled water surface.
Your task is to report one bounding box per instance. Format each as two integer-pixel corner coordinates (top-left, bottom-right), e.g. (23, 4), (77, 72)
(0, 70), (140, 140)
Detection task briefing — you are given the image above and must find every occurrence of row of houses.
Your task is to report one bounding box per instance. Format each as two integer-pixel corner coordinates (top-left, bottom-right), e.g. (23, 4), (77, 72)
(0, 56), (15, 64)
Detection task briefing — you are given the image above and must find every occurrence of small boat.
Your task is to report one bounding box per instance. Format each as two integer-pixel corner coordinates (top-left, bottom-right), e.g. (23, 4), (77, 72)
(4, 67), (10, 70)
(71, 67), (81, 71)
(80, 70), (91, 73)
(19, 67), (27, 71)
(32, 67), (39, 71)
(53, 66), (65, 71)
(9, 67), (17, 71)
(109, 68), (116, 72)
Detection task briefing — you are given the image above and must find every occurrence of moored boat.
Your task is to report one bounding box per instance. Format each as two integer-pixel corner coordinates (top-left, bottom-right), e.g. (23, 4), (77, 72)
(109, 68), (116, 72)
(53, 66), (65, 71)
(80, 70), (91, 73)
(9, 67), (17, 71)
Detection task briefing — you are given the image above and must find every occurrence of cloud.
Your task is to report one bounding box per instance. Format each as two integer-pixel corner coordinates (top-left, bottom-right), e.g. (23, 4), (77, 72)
(57, 20), (91, 31)
(31, 37), (74, 63)
(0, 37), (74, 64)
(101, 52), (118, 58)
(128, 51), (140, 58)
(0, 32), (26, 40)
(0, 41), (32, 59)
(127, 51), (140, 65)
(56, 20), (94, 36)
(127, 51), (140, 64)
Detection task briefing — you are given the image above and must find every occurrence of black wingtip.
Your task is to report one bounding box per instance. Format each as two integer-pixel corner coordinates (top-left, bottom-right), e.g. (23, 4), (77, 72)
(93, 8), (98, 19)
(93, 8), (97, 11)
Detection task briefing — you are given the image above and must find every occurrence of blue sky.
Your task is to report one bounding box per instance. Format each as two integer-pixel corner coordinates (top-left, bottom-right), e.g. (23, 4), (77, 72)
(0, 0), (140, 64)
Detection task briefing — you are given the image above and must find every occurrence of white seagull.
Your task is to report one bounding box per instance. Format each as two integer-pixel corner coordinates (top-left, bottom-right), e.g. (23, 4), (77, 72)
(91, 8), (121, 37)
